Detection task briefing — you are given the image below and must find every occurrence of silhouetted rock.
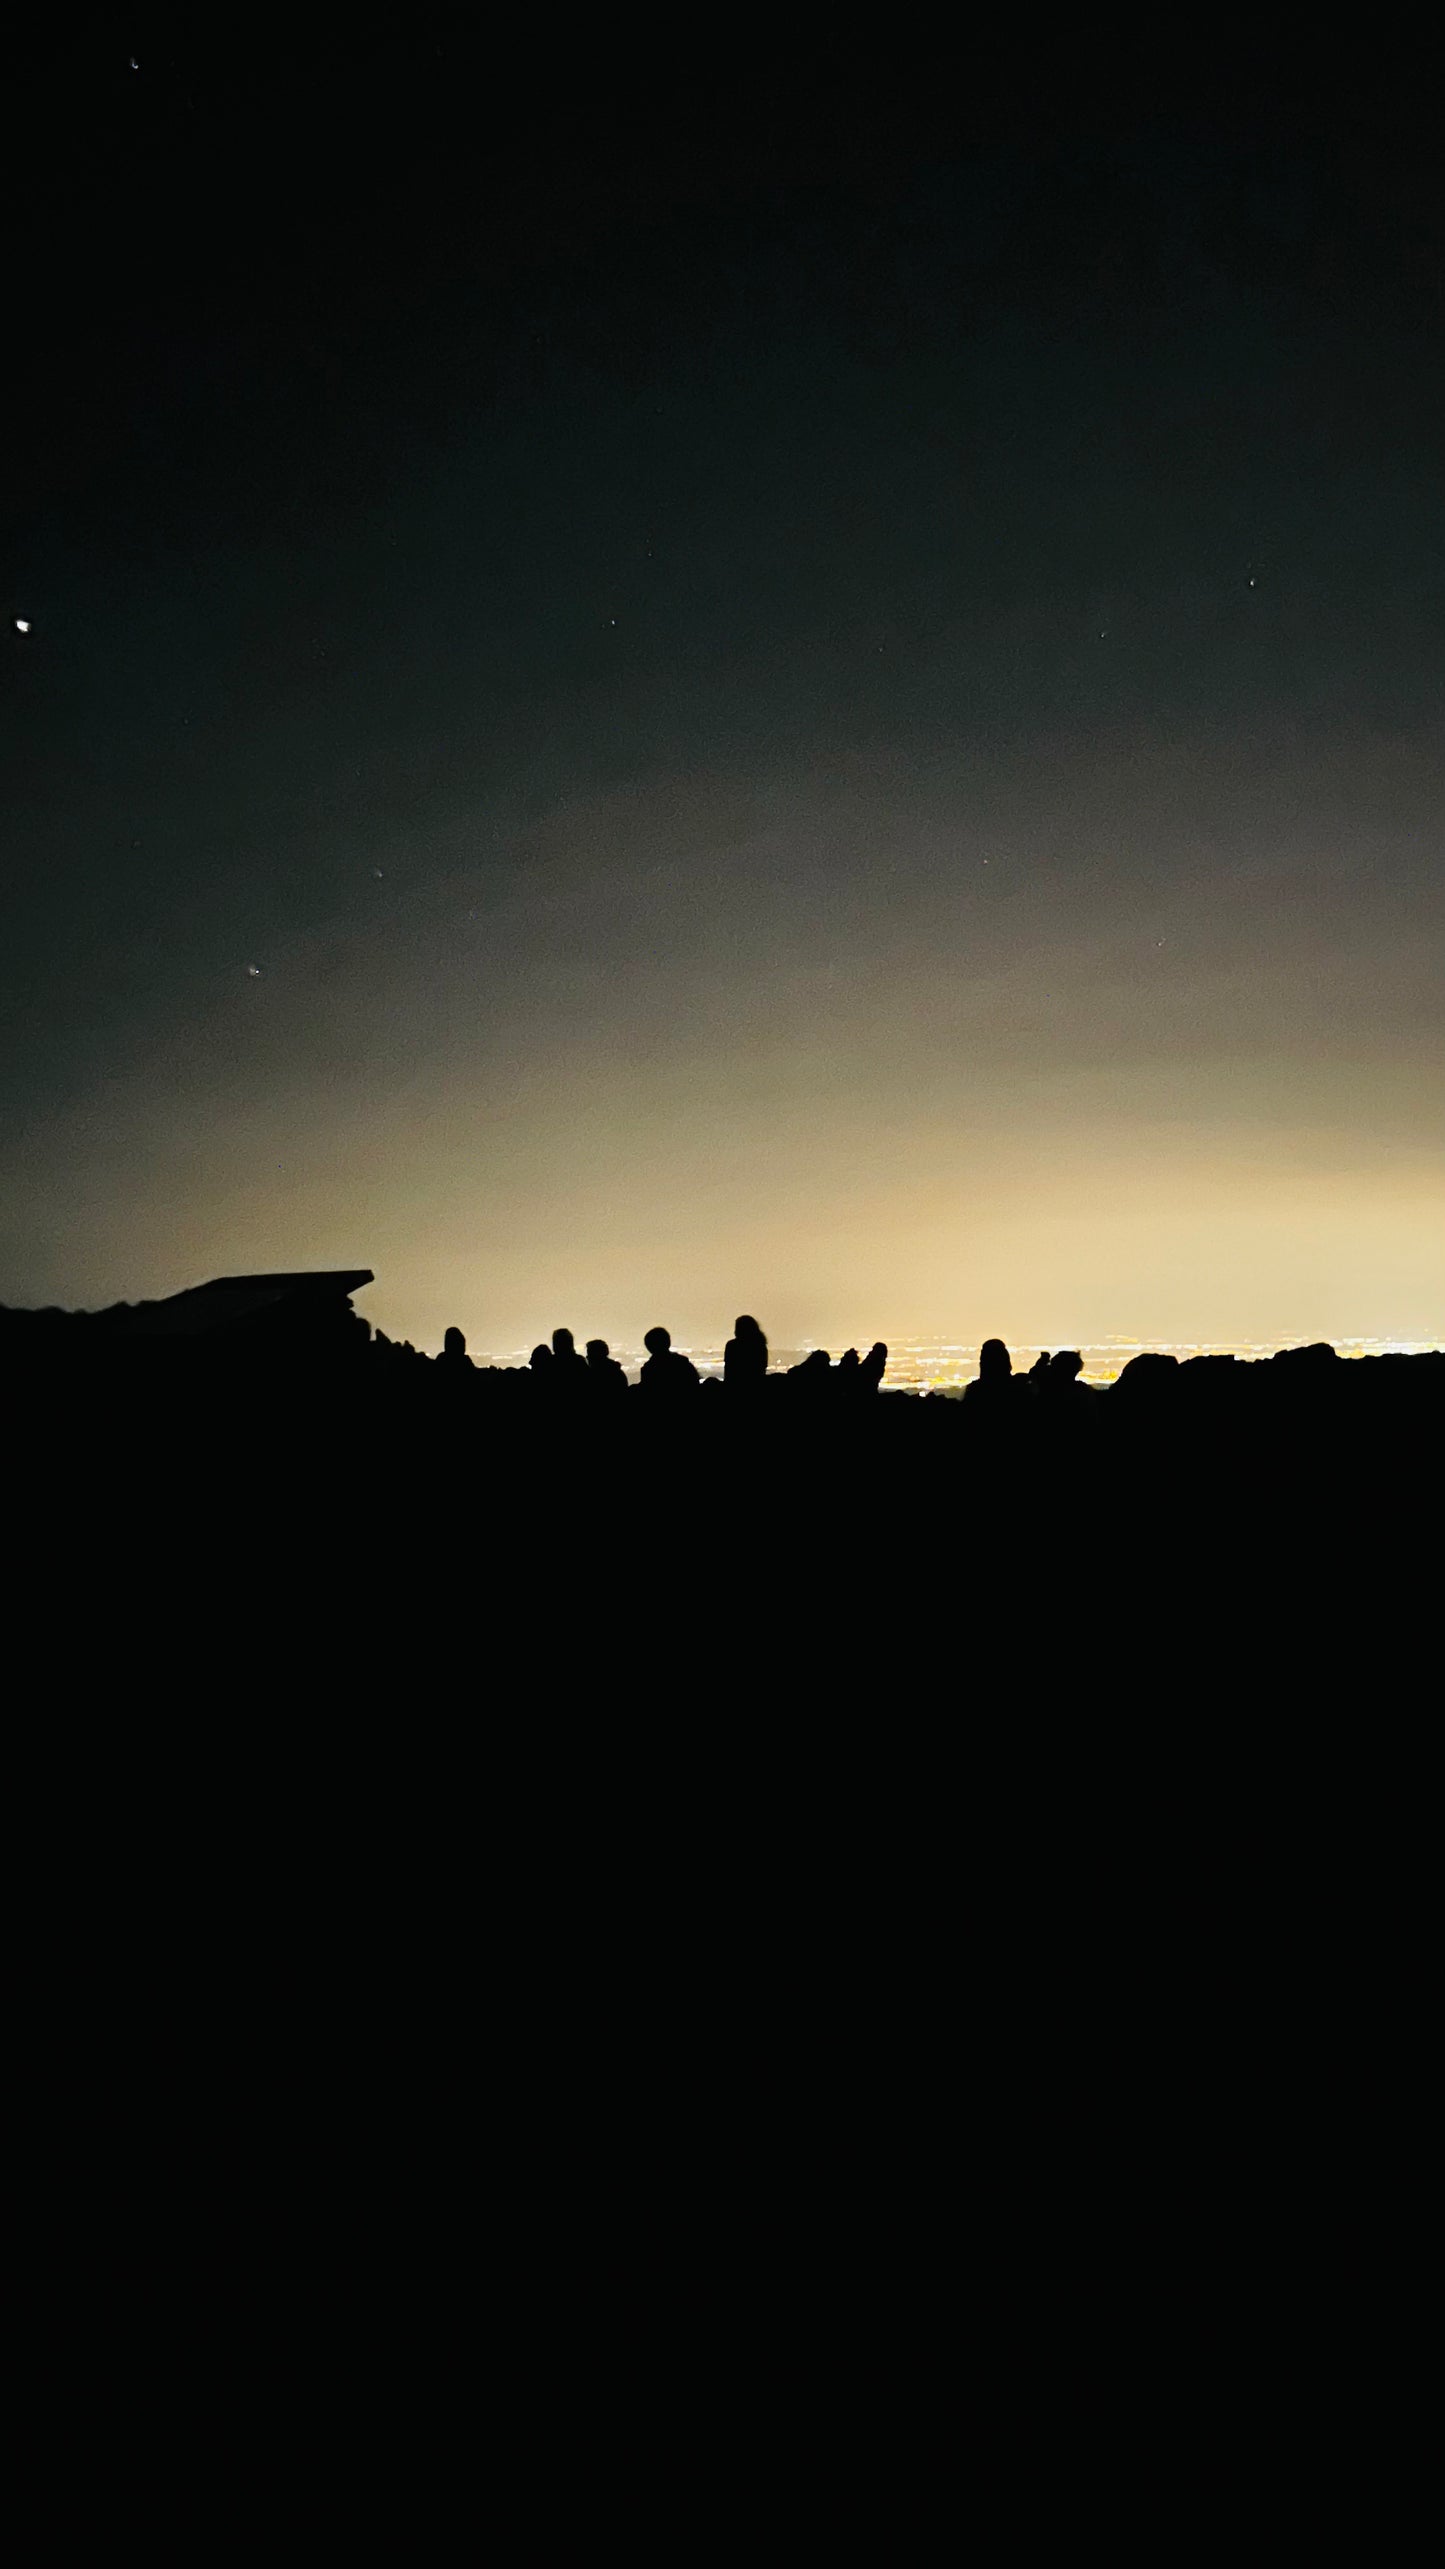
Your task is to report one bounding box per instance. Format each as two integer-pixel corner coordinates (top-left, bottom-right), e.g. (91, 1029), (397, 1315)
(1115, 1353), (1180, 1396)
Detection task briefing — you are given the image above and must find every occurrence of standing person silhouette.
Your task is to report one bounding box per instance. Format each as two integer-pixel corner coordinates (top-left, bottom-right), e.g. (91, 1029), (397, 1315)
(724, 1314), (769, 1392)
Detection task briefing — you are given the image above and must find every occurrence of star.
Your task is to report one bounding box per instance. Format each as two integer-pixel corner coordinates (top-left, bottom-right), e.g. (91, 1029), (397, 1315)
(14, 618), (30, 633)
(246, 964), (262, 978)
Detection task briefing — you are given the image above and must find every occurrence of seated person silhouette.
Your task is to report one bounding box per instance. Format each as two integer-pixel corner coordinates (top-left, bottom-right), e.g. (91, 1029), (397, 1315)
(724, 1314), (769, 1391)
(1043, 1349), (1096, 1417)
(585, 1337), (628, 1396)
(529, 1342), (555, 1385)
(1027, 1349), (1052, 1385)
(859, 1341), (887, 1392)
(788, 1349), (833, 1393)
(550, 1326), (589, 1387)
(441, 1325), (473, 1369)
(963, 1336), (1021, 1410)
(837, 1348), (862, 1387)
(638, 1325), (700, 1396)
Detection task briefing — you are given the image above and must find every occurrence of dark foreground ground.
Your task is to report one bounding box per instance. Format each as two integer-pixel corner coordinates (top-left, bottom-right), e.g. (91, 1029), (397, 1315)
(12, 1345), (1439, 1700)
(9, 1352), (1434, 2535)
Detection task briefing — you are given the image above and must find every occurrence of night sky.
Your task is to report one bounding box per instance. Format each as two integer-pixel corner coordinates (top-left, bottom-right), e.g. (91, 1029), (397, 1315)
(4, 36), (1441, 1354)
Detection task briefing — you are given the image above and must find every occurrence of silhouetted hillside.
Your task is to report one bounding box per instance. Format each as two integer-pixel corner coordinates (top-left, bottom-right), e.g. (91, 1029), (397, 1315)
(7, 1269), (1439, 1627)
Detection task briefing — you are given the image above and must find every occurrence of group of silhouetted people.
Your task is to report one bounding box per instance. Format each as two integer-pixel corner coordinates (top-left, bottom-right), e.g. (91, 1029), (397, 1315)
(517, 1324), (701, 1396)
(433, 1316), (893, 1400)
(963, 1339), (1094, 1415)
(381, 1321), (1445, 1461)
(432, 1325), (1102, 1406)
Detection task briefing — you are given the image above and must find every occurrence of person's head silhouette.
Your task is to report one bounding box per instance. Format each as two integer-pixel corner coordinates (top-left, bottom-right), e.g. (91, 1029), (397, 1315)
(552, 1327), (577, 1359)
(443, 1325), (467, 1361)
(979, 1337), (1012, 1383)
(644, 1326), (671, 1358)
(586, 1338), (610, 1365)
(1050, 1349), (1083, 1383)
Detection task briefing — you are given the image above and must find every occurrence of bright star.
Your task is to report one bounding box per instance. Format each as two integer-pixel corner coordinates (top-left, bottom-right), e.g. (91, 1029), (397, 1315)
(15, 618), (30, 633)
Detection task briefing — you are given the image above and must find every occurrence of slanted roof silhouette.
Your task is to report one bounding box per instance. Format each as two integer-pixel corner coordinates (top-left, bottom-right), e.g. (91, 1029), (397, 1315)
(120, 1270), (374, 1337)
(197, 1271), (374, 1295)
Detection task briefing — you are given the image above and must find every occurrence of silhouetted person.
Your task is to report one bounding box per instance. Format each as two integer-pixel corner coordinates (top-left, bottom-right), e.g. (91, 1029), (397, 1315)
(1042, 1349), (1096, 1424)
(1028, 1350), (1052, 1385)
(529, 1343), (555, 1390)
(837, 1348), (861, 1387)
(859, 1342), (887, 1392)
(788, 1349), (833, 1393)
(963, 1336), (1025, 1414)
(724, 1314), (769, 1392)
(585, 1337), (628, 1397)
(441, 1325), (473, 1369)
(638, 1326), (700, 1396)
(551, 1326), (589, 1388)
